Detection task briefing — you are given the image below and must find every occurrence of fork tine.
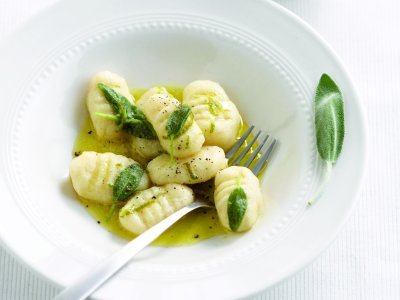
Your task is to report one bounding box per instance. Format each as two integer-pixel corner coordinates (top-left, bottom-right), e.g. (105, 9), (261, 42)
(251, 139), (277, 176)
(225, 125), (254, 159)
(231, 130), (261, 166)
(243, 134), (269, 168)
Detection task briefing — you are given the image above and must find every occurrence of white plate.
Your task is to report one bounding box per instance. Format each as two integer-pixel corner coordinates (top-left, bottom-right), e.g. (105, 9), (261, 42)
(0, 0), (366, 299)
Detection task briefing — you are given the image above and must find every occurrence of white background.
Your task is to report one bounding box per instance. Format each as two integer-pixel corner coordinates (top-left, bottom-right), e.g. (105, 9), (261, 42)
(1, 0), (399, 299)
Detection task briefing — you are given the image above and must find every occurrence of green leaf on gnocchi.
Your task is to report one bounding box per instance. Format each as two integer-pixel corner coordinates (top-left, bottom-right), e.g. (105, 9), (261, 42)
(227, 187), (247, 231)
(97, 83), (157, 139)
(113, 163), (145, 202)
(166, 104), (193, 140)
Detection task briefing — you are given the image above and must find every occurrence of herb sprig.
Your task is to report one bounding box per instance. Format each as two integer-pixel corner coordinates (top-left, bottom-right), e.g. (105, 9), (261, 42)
(96, 83), (157, 139)
(108, 163), (145, 219)
(308, 74), (345, 206)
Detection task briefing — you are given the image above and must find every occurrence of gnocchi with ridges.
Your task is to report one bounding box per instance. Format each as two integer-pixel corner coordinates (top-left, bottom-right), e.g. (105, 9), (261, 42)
(137, 87), (205, 158)
(147, 146), (228, 185)
(119, 184), (194, 235)
(214, 166), (262, 232)
(69, 151), (150, 204)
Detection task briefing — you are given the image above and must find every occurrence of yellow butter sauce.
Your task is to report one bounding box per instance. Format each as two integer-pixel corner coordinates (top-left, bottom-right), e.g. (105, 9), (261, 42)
(72, 118), (130, 158)
(72, 86), (264, 247)
(78, 195), (225, 246)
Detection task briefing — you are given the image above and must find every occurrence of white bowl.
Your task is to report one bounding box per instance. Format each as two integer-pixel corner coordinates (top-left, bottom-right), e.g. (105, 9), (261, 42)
(0, 0), (366, 298)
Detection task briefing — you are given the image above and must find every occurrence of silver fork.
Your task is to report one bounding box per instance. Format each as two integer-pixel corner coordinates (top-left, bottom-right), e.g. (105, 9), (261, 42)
(55, 126), (277, 300)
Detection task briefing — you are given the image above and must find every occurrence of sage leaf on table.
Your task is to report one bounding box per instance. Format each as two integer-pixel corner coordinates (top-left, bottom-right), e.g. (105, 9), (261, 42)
(227, 187), (247, 231)
(308, 73), (345, 206)
(96, 83), (157, 139)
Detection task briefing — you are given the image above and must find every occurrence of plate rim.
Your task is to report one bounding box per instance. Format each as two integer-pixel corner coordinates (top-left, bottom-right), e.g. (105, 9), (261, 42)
(0, 0), (367, 297)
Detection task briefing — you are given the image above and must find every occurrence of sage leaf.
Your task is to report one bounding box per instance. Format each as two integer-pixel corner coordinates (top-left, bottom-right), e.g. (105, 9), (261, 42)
(166, 104), (193, 140)
(308, 74), (345, 206)
(97, 83), (157, 139)
(113, 164), (144, 202)
(98, 83), (124, 114)
(315, 73), (345, 163)
(227, 187), (247, 231)
(125, 117), (157, 140)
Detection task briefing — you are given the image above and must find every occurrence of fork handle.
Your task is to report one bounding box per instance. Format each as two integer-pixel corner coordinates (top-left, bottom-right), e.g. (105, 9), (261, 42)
(55, 203), (200, 300)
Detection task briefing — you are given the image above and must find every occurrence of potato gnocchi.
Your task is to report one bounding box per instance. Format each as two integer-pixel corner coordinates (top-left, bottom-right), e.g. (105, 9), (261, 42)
(137, 87), (205, 158)
(183, 80), (241, 151)
(70, 151), (150, 204)
(86, 71), (135, 141)
(130, 137), (164, 160)
(147, 146), (227, 185)
(214, 166), (262, 232)
(119, 184), (194, 235)
(70, 72), (266, 244)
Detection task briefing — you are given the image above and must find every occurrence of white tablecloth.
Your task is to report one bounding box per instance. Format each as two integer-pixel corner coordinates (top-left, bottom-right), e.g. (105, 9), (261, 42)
(1, 0), (399, 299)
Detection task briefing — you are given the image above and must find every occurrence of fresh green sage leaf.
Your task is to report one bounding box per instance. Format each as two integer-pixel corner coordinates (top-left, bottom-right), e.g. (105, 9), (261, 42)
(97, 83), (123, 114)
(308, 74), (345, 206)
(125, 117), (157, 140)
(315, 73), (345, 163)
(113, 164), (144, 202)
(166, 104), (193, 140)
(227, 187), (247, 231)
(97, 83), (157, 139)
